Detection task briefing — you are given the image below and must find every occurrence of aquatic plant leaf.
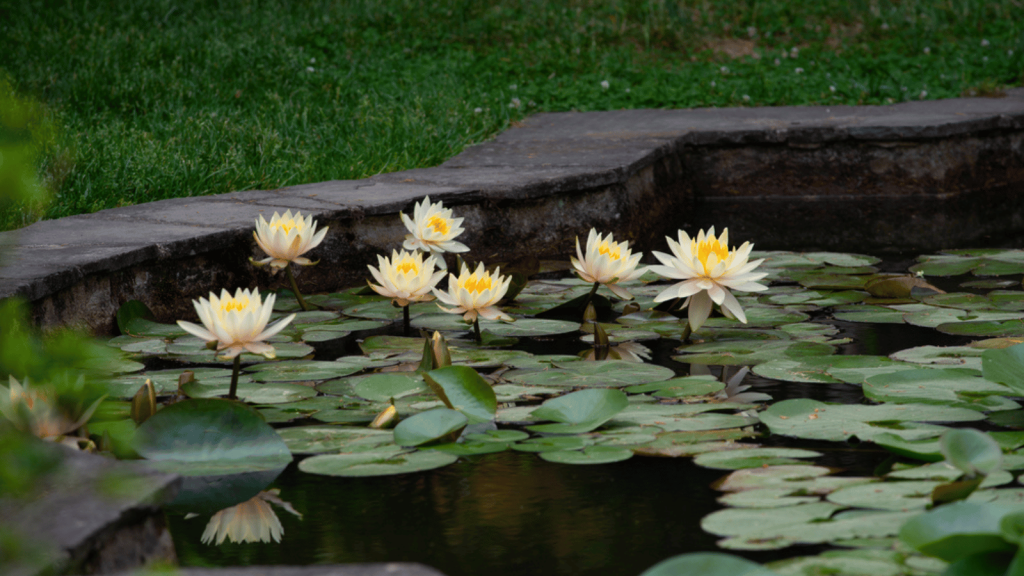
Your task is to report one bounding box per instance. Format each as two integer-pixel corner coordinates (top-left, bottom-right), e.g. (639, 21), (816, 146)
(465, 430), (529, 443)
(277, 426), (394, 454)
(425, 441), (510, 456)
(702, 307), (809, 329)
(353, 373), (428, 402)
(717, 488), (822, 509)
(891, 345), (985, 370)
(832, 305), (907, 324)
(539, 445), (633, 464)
(247, 360), (363, 382)
(939, 319), (1024, 337)
(864, 275), (943, 298)
(632, 429), (756, 457)
(393, 408), (467, 447)
(983, 343), (1024, 395)
(624, 375), (724, 398)
(503, 360), (674, 388)
(341, 299), (436, 320)
(826, 480), (939, 511)
(182, 381), (316, 404)
(299, 447), (458, 477)
(864, 368), (1015, 411)
(134, 398), (291, 475)
(713, 465), (867, 493)
(693, 448), (821, 471)
(942, 429), (1004, 477)
(797, 273), (869, 290)
(766, 549), (926, 576)
(899, 501), (1017, 563)
(754, 355), (895, 385)
(702, 501), (843, 538)
(640, 552), (778, 576)
(718, 510), (917, 551)
(527, 388), (628, 433)
(673, 340), (835, 367)
(761, 399), (983, 442)
(910, 255), (984, 277)
(873, 433), (943, 462)
(511, 436), (594, 453)
(802, 252), (881, 267)
(423, 366), (498, 424)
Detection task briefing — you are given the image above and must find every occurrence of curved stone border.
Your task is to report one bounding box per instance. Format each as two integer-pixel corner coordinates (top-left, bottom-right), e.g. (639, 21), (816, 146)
(2, 89), (1023, 333)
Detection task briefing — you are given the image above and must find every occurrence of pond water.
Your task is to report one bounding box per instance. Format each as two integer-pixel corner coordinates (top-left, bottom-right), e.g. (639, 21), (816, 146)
(99, 248), (1024, 576)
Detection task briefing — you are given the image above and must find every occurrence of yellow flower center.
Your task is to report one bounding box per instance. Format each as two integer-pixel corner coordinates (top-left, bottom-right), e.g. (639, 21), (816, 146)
(426, 215), (450, 235)
(270, 218), (303, 235)
(694, 237), (731, 273)
(221, 295), (252, 313)
(461, 273), (493, 294)
(395, 257), (419, 276)
(598, 240), (622, 261)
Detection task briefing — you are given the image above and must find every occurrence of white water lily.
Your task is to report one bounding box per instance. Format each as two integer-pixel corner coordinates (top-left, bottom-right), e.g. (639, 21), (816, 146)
(433, 262), (513, 323)
(0, 375), (103, 443)
(571, 228), (647, 300)
(649, 227), (768, 331)
(401, 196), (469, 266)
(252, 210), (328, 269)
(177, 288), (296, 359)
(367, 250), (446, 307)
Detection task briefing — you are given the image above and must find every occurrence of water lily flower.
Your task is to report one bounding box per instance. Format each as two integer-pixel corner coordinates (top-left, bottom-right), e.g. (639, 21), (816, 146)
(201, 489), (302, 545)
(177, 288), (296, 360)
(433, 262), (513, 324)
(649, 227), (768, 332)
(401, 196), (469, 266)
(252, 210), (328, 270)
(571, 228), (647, 300)
(367, 250), (446, 307)
(0, 376), (103, 445)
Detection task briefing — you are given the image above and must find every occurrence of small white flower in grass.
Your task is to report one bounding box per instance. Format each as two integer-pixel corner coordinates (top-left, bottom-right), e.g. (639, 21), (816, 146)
(253, 210), (328, 270)
(920, 90), (928, 99)
(433, 262), (513, 323)
(881, 22), (890, 30)
(790, 47), (799, 57)
(601, 80), (610, 90)
(720, 66), (729, 74)
(829, 85), (836, 93)
(1009, 50), (1014, 56)
(650, 227), (768, 332)
(981, 39), (990, 47)
(742, 94), (750, 102)
(306, 66), (315, 73)
(625, 88), (631, 93)
(177, 288), (296, 359)
(710, 81), (716, 87)
(367, 250), (446, 307)
(400, 196), (469, 266)
(571, 229), (647, 300)
(509, 97), (521, 109)
(509, 84), (517, 90)
(983, 56), (988, 62)
(774, 58), (781, 66)
(795, 67), (804, 74)
(474, 107), (483, 113)
(923, 47), (931, 54)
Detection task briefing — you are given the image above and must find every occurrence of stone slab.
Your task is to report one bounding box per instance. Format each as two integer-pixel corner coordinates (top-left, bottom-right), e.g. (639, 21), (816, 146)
(0, 439), (180, 576)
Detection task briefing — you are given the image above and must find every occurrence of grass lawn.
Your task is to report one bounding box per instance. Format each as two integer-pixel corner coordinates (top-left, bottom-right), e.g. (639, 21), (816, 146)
(0, 0), (1021, 231)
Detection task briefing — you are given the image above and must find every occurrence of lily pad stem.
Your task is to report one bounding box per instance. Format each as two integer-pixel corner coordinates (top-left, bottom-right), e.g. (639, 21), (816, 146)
(228, 355), (241, 400)
(403, 304), (411, 337)
(286, 266), (311, 312)
(680, 322), (692, 343)
(473, 317), (482, 344)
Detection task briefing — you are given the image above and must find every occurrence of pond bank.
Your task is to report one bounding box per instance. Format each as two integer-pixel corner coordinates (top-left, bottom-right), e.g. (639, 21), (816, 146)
(1, 90), (1022, 334)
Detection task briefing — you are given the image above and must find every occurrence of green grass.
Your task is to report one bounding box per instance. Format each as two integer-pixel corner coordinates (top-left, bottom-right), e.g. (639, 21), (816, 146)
(0, 0), (1021, 231)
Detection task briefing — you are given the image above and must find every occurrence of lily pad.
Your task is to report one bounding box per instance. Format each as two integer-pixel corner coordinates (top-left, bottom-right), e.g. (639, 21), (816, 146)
(277, 425), (394, 454)
(247, 360), (364, 382)
(864, 368), (1015, 411)
(423, 365), (498, 423)
(182, 381), (317, 404)
(761, 399), (984, 442)
(352, 373), (428, 402)
(393, 408), (468, 447)
(539, 445), (634, 465)
(694, 448), (821, 471)
(299, 447), (458, 477)
(527, 388), (629, 434)
(502, 360), (674, 388)
(673, 340), (835, 367)
(640, 552), (778, 576)
(753, 355), (897, 385)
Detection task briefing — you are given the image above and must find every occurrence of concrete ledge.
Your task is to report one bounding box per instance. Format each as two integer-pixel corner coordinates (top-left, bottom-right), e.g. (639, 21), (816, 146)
(2, 90), (1023, 333)
(0, 440), (180, 576)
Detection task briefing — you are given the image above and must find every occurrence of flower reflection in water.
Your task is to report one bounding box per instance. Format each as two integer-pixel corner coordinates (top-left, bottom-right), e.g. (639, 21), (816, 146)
(199, 489), (302, 545)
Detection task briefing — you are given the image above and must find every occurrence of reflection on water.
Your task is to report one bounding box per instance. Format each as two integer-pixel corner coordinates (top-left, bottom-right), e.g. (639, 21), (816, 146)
(170, 452), (763, 576)
(199, 489), (302, 545)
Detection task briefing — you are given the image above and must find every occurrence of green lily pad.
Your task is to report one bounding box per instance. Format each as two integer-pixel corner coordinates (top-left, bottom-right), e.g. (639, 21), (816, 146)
(247, 360), (364, 382)
(503, 360), (674, 388)
(640, 552), (778, 576)
(527, 388), (629, 434)
(718, 509), (917, 551)
(277, 425), (394, 454)
(625, 375), (725, 398)
(753, 355), (897, 385)
(674, 340), (835, 367)
(133, 398), (291, 475)
(864, 368), (1015, 411)
(826, 480), (939, 511)
(539, 445), (634, 465)
(702, 307), (810, 329)
(393, 408), (467, 447)
(891, 345), (985, 370)
(938, 319), (1024, 337)
(833, 305), (907, 324)
(512, 436), (595, 453)
(181, 381), (317, 404)
(352, 373), (428, 402)
(299, 447), (458, 477)
(423, 365), (498, 424)
(761, 399), (984, 442)
(694, 448), (821, 471)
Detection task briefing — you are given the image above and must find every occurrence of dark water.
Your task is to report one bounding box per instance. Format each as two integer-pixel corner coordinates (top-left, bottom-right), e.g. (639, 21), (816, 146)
(166, 270), (997, 575)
